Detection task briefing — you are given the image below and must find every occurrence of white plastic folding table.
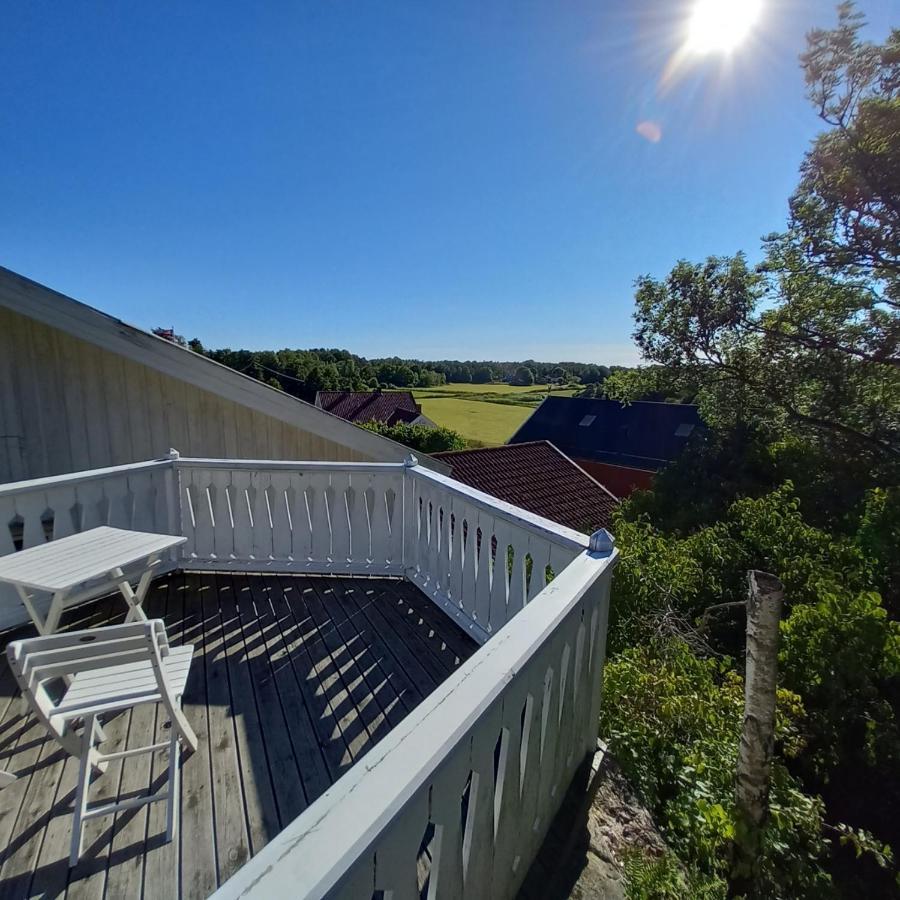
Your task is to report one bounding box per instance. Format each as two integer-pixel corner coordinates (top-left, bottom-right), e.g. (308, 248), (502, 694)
(0, 526), (186, 636)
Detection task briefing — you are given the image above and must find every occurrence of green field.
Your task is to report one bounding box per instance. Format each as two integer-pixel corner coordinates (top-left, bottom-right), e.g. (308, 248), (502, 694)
(413, 382), (577, 445)
(416, 397), (532, 446)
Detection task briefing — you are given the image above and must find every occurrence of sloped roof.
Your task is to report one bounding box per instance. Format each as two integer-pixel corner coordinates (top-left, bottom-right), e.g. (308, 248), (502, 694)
(509, 397), (702, 471)
(315, 391), (422, 425)
(0, 266), (450, 472)
(434, 441), (618, 534)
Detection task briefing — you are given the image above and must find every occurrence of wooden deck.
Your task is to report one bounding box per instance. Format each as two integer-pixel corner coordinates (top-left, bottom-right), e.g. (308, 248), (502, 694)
(0, 572), (478, 900)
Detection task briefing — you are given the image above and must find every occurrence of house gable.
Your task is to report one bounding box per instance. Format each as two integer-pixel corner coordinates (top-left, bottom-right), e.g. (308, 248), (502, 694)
(0, 267), (449, 480)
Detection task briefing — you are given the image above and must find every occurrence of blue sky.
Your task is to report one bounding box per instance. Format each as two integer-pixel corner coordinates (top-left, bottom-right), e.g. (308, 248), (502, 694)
(1, 1), (894, 365)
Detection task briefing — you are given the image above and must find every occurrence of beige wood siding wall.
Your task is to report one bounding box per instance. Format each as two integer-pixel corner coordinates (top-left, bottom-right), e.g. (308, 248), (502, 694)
(0, 308), (371, 482)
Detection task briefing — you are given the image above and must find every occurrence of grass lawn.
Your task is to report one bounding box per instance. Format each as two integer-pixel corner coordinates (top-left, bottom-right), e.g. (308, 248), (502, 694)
(412, 381), (580, 445)
(416, 397), (533, 446)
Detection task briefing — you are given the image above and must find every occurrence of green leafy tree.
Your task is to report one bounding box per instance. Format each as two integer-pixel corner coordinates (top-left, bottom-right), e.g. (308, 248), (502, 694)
(606, 4), (900, 477)
(604, 6), (900, 896)
(792, 3), (900, 301)
(512, 365), (535, 386)
(361, 421), (467, 454)
(601, 639), (831, 899)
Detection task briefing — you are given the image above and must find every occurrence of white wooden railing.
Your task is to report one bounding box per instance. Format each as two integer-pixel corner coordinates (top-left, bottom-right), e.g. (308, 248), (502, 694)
(0, 454), (618, 898)
(177, 458), (407, 576)
(0, 457), (179, 630)
(403, 464), (590, 643)
(214, 539), (616, 900)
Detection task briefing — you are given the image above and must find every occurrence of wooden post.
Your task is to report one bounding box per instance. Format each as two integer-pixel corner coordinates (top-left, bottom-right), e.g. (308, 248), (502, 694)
(732, 570), (784, 896)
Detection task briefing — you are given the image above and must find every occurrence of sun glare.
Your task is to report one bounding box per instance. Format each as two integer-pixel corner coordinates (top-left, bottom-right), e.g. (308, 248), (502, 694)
(685, 0), (763, 55)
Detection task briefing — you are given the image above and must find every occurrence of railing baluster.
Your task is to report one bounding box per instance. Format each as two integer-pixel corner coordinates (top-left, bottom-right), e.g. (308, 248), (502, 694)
(206, 468), (230, 561)
(269, 471), (294, 563)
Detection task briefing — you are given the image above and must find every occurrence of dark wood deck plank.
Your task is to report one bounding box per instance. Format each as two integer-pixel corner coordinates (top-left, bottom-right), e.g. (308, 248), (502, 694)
(322, 579), (415, 726)
(253, 577), (335, 807)
(339, 580), (440, 698)
(393, 579), (480, 664)
(140, 574), (181, 900)
(197, 572), (251, 888)
(177, 572), (218, 900)
(303, 579), (395, 759)
(0, 572), (478, 900)
(228, 572), (302, 835)
(369, 580), (464, 683)
(250, 577), (333, 809)
(268, 575), (357, 778)
(294, 580), (375, 765)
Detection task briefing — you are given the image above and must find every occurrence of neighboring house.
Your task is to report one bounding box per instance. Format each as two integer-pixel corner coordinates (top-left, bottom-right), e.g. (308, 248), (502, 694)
(315, 390), (437, 428)
(509, 396), (702, 497)
(0, 267), (449, 481)
(434, 440), (619, 533)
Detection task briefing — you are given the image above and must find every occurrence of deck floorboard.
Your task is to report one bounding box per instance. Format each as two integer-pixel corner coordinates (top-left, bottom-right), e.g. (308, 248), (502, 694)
(0, 572), (476, 899)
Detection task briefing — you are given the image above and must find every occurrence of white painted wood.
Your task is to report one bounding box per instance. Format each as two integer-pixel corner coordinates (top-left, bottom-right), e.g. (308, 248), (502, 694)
(402, 465), (588, 643)
(0, 527), (182, 634)
(6, 619), (197, 864)
(211, 544), (617, 900)
(0, 453), (618, 897)
(0, 461), (183, 629)
(0, 527), (184, 593)
(174, 460), (410, 577)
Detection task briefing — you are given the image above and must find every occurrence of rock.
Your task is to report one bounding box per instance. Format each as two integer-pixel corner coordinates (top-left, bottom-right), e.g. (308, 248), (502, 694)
(517, 744), (668, 899)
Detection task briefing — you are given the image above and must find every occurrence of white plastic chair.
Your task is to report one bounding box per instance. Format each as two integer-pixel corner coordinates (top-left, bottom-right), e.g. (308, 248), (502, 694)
(6, 619), (197, 865)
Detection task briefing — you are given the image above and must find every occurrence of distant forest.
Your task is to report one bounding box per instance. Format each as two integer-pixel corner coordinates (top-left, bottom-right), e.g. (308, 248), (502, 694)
(151, 330), (625, 403)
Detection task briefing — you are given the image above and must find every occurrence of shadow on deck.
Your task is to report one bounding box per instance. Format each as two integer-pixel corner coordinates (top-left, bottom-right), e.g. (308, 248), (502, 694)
(0, 571), (478, 900)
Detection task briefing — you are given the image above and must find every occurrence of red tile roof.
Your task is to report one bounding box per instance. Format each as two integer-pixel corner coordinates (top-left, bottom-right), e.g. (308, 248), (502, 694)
(434, 441), (619, 534)
(316, 391), (422, 425)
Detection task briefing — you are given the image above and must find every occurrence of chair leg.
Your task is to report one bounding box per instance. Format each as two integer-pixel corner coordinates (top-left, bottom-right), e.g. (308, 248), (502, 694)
(165, 726), (181, 842)
(170, 705), (198, 754)
(70, 714), (98, 866)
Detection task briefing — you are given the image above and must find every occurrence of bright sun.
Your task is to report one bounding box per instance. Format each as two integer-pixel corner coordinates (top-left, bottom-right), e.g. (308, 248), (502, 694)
(685, 0), (763, 54)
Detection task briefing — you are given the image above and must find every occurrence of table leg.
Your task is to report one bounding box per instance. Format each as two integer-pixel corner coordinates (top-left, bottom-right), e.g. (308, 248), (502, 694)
(111, 555), (159, 623)
(45, 590), (68, 634)
(14, 584), (67, 635)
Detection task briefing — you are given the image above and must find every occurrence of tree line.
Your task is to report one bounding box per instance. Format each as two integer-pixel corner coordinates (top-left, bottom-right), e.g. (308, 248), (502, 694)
(148, 334), (623, 402)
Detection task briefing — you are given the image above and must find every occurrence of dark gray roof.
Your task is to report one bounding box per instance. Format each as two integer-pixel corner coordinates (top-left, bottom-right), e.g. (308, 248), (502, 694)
(509, 397), (702, 471)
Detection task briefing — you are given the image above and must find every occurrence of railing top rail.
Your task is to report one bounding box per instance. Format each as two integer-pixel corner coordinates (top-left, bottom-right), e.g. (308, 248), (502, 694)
(0, 458), (176, 498)
(175, 457), (408, 473)
(213, 545), (617, 900)
(408, 464), (590, 553)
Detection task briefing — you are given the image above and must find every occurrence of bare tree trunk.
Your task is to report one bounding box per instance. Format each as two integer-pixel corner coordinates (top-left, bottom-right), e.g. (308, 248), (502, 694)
(731, 570), (784, 897)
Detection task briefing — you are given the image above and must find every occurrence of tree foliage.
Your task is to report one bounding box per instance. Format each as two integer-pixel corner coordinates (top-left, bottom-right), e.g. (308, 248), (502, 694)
(603, 6), (900, 896)
(602, 640), (831, 899)
(605, 5), (900, 475)
(512, 365), (535, 385)
(360, 421), (467, 454)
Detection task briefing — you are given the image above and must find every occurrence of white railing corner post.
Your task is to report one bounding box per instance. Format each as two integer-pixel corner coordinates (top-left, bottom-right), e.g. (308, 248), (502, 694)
(164, 451), (183, 547)
(401, 456), (418, 576)
(585, 569), (615, 757)
(589, 529), (615, 554)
